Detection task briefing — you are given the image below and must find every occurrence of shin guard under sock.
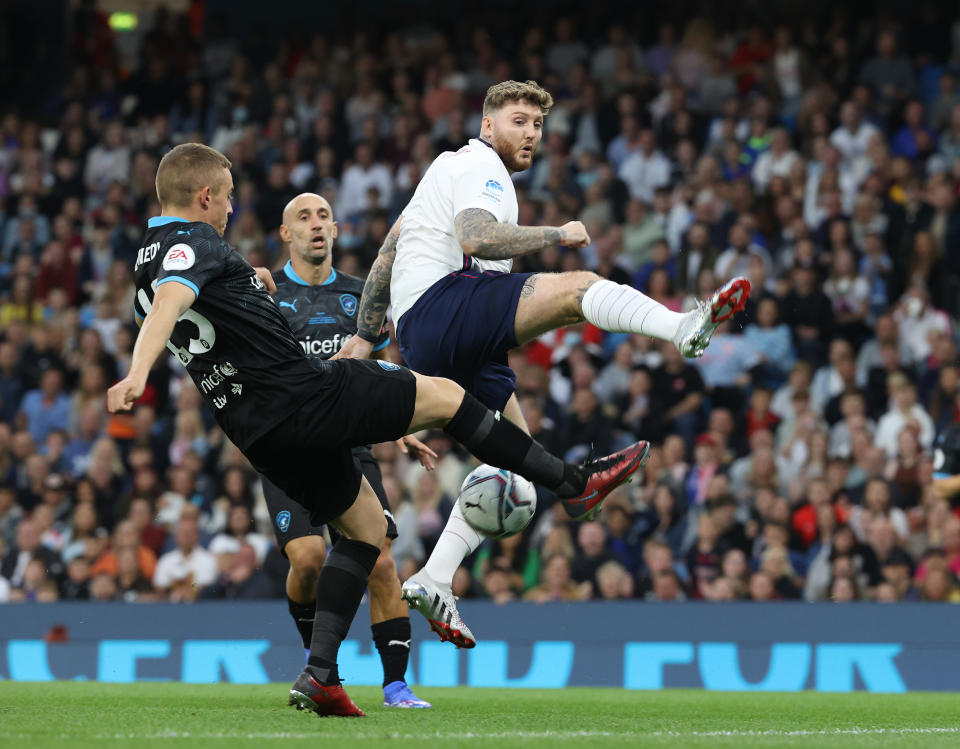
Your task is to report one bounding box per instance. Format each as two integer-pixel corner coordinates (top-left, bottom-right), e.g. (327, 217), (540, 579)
(306, 538), (380, 685)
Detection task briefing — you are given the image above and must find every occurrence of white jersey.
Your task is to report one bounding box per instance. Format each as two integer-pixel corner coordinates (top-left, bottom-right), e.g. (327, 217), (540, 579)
(391, 138), (518, 322)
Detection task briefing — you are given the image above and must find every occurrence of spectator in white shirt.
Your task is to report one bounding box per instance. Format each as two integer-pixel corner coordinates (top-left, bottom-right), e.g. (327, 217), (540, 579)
(714, 221), (773, 283)
(895, 286), (952, 362)
(83, 121), (131, 198)
(829, 101), (880, 163)
(874, 375), (935, 458)
(752, 128), (799, 191)
(619, 127), (671, 203)
(208, 504), (271, 564)
(153, 516), (218, 595)
(337, 141), (393, 218)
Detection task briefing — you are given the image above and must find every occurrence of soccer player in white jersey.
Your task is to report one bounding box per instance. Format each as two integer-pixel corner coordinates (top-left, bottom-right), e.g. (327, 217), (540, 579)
(337, 80), (749, 647)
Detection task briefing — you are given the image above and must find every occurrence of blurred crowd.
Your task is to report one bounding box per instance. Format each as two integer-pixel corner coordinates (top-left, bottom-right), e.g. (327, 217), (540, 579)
(1, 4), (960, 606)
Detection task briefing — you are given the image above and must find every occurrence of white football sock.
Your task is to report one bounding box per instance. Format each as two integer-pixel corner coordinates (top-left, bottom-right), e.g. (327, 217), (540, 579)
(580, 280), (686, 340)
(421, 500), (484, 587)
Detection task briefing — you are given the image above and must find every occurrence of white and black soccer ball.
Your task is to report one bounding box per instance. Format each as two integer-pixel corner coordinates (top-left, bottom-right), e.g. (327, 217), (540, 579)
(458, 464), (537, 538)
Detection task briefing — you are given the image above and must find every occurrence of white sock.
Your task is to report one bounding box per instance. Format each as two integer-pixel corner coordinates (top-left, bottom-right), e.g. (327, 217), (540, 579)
(580, 280), (686, 340)
(422, 500), (484, 587)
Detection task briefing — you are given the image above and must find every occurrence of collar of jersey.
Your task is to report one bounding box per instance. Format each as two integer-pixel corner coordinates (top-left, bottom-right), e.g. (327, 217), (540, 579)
(474, 137), (494, 151)
(147, 216), (190, 227)
(283, 260), (337, 287)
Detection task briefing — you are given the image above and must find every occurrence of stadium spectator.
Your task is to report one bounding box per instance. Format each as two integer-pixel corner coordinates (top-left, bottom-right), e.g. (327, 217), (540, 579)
(90, 519), (157, 581)
(152, 516), (217, 599)
(18, 369), (70, 446)
(524, 553), (591, 602)
(208, 504), (270, 563)
(570, 521), (615, 588)
(1, 518), (64, 588)
(595, 559), (634, 600)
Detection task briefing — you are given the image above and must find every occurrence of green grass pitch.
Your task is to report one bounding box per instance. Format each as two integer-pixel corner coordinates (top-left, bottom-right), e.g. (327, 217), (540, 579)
(1, 683), (958, 749)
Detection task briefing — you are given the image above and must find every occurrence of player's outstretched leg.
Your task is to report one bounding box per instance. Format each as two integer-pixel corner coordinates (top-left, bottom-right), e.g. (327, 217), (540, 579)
(514, 271), (750, 358)
(412, 377), (651, 519)
(368, 539), (431, 708)
(288, 477), (386, 718)
(402, 375), (652, 646)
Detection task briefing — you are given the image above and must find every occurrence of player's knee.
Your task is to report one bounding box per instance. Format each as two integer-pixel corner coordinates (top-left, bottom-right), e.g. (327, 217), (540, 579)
(369, 547), (399, 591)
(371, 511), (389, 546)
(286, 537), (326, 579)
(561, 271), (601, 317)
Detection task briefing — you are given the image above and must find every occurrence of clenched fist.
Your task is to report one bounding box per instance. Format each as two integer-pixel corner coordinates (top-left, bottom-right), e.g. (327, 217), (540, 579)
(558, 221), (590, 249)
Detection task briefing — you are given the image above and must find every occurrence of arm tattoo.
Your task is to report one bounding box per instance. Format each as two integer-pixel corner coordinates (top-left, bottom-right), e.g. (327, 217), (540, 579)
(455, 208), (565, 260)
(357, 216), (403, 343)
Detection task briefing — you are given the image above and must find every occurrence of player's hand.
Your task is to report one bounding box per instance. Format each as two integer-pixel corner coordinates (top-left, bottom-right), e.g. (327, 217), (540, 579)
(107, 374), (147, 413)
(558, 221), (590, 249)
(332, 335), (374, 360)
(254, 266), (276, 294)
(397, 434), (438, 470)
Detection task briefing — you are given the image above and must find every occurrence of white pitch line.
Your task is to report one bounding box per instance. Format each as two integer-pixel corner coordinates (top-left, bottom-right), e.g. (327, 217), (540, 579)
(3, 727), (959, 741)
(649, 727), (960, 738)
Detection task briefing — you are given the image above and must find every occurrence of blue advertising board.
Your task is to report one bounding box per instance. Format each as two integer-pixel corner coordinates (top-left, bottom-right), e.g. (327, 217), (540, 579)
(1, 602), (958, 691)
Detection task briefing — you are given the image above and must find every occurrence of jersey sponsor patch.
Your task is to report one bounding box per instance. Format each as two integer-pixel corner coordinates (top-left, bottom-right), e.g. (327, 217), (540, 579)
(276, 510), (291, 533)
(339, 294), (358, 317)
(377, 361), (400, 371)
(483, 179), (504, 204)
(162, 243), (196, 271)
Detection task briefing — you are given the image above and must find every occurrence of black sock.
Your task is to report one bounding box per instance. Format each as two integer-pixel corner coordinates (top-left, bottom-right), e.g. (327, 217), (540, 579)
(372, 617), (411, 687)
(288, 597), (315, 650)
(443, 393), (586, 497)
(306, 538), (380, 685)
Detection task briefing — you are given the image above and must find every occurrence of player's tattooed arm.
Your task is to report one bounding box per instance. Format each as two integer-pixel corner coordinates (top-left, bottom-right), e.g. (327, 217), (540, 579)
(455, 208), (565, 260)
(455, 209), (591, 259)
(356, 215), (403, 343)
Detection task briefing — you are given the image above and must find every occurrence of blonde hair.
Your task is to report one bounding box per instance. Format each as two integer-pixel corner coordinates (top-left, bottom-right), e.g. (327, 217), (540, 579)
(156, 143), (232, 208)
(483, 80), (553, 116)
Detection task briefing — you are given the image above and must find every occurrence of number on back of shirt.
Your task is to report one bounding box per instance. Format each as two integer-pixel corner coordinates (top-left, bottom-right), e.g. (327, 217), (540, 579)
(137, 279), (216, 365)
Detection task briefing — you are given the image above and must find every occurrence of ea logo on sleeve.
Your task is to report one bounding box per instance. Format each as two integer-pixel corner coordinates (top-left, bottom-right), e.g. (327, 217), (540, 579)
(162, 243), (196, 271)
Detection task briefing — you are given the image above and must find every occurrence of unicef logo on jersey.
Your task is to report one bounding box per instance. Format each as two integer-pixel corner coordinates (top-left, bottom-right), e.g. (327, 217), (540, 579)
(377, 361), (400, 372)
(276, 511), (291, 533)
(339, 294), (358, 317)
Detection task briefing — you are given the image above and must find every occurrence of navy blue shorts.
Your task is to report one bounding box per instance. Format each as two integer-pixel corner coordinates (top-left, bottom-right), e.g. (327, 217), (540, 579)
(397, 270), (533, 411)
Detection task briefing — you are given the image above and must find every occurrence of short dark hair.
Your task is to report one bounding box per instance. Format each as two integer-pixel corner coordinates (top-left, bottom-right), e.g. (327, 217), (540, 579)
(156, 143), (232, 208)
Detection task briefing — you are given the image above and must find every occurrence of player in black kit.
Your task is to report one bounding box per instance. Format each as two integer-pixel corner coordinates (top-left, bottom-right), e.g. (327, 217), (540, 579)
(267, 192), (433, 708)
(108, 143), (649, 717)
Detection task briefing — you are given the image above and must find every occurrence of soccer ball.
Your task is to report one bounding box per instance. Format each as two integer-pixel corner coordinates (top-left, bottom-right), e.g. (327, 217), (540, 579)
(458, 464), (537, 538)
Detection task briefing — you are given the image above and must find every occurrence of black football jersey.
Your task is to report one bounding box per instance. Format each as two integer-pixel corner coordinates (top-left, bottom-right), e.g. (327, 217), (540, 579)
(270, 261), (389, 359)
(133, 216), (319, 449)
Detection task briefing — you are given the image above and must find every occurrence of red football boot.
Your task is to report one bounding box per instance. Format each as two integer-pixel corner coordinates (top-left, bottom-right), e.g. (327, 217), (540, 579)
(561, 441), (651, 521)
(288, 671), (365, 717)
